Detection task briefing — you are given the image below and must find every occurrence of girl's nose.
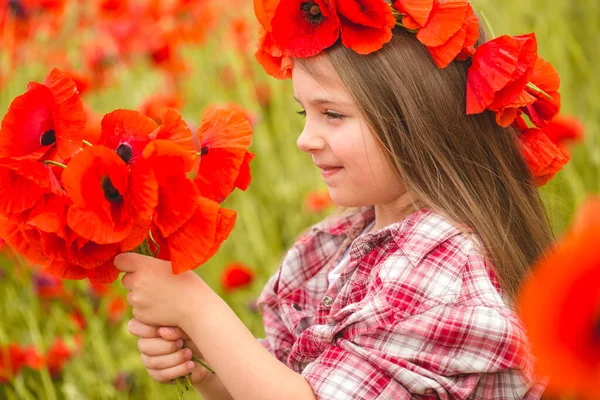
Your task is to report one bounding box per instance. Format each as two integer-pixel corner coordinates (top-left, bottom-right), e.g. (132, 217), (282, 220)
(297, 126), (327, 154)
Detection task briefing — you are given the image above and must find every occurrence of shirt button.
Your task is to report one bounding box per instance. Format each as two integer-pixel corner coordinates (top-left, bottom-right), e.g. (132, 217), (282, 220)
(292, 303), (302, 311)
(322, 296), (334, 307)
(363, 242), (374, 254)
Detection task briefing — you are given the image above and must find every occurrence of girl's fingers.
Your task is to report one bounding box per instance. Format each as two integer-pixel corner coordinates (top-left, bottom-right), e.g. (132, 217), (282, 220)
(128, 318), (159, 338)
(157, 326), (189, 341)
(138, 337), (184, 356)
(147, 361), (196, 383)
(141, 348), (192, 370)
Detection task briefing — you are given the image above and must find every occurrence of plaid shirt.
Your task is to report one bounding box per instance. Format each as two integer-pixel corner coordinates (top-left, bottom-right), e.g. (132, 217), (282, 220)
(257, 206), (547, 400)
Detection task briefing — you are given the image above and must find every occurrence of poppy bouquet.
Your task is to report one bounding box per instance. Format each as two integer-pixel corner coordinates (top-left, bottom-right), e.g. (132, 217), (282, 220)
(254, 0), (570, 186)
(0, 68), (254, 284)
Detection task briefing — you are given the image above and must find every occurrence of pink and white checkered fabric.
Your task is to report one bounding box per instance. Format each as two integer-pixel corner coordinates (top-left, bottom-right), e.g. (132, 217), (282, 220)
(257, 206), (547, 399)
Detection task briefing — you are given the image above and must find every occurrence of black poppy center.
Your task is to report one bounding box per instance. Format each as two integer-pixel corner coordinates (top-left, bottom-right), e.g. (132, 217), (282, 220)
(9, 0), (27, 18)
(40, 129), (56, 146)
(200, 146), (210, 156)
(300, 2), (324, 24)
(101, 176), (123, 203)
(116, 144), (133, 164)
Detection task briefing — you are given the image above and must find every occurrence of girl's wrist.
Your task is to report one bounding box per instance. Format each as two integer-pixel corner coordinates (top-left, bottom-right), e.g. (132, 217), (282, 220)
(179, 278), (219, 332)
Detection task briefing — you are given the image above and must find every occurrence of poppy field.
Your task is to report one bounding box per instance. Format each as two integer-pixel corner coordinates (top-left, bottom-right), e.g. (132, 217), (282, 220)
(0, 0), (598, 399)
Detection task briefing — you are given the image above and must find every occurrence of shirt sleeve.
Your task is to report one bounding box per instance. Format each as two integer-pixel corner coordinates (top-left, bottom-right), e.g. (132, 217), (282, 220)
(301, 303), (542, 400)
(300, 246), (544, 400)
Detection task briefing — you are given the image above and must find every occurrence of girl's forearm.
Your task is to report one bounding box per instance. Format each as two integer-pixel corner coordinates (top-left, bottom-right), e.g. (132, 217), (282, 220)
(181, 281), (317, 400)
(193, 374), (234, 400)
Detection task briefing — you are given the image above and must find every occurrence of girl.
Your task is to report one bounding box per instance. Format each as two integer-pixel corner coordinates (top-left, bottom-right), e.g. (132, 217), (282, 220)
(116, 1), (563, 398)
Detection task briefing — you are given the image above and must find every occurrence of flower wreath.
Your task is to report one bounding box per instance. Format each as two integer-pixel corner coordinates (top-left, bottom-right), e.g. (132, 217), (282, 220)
(253, 0), (570, 186)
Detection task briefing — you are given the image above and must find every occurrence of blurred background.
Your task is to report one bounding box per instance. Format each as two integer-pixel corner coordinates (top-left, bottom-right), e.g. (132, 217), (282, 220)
(0, 0), (598, 398)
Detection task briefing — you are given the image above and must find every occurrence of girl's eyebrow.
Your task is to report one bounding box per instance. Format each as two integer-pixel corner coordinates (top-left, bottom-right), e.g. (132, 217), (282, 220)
(294, 96), (351, 107)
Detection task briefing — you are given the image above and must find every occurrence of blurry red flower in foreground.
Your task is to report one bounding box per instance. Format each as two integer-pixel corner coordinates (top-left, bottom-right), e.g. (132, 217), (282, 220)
(517, 197), (600, 398)
(0, 344), (43, 383)
(221, 262), (255, 291)
(34, 270), (67, 300)
(305, 189), (333, 213)
(139, 93), (183, 124)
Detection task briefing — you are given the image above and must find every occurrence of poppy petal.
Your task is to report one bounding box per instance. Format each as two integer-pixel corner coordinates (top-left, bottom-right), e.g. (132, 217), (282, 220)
(393, 0), (435, 27)
(138, 140), (199, 237)
(206, 207), (237, 261)
(416, 0), (469, 47)
(43, 68), (86, 159)
(167, 197), (221, 274)
(87, 260), (120, 283)
(233, 152), (255, 191)
(149, 109), (194, 150)
(45, 260), (88, 280)
(254, 0), (279, 31)
(255, 27), (294, 80)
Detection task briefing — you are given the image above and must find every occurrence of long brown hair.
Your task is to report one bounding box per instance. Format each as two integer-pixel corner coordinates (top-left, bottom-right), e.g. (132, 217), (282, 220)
(296, 27), (554, 303)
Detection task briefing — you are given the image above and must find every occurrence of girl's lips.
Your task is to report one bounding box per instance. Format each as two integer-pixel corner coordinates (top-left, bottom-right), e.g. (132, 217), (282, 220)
(320, 167), (343, 177)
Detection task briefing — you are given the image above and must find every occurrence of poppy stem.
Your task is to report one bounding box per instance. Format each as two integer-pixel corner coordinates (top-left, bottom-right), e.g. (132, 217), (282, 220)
(526, 82), (553, 100)
(395, 22), (418, 34)
(82, 140), (93, 147)
(192, 355), (216, 374)
(43, 160), (67, 169)
(148, 230), (160, 257)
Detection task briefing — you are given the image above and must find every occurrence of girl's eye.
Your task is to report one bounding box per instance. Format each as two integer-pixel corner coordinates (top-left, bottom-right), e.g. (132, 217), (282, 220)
(323, 111), (345, 120)
(297, 110), (306, 118)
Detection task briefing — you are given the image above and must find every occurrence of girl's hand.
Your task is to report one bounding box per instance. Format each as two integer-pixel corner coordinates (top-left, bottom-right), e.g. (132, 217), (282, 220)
(116, 253), (208, 327)
(128, 318), (214, 386)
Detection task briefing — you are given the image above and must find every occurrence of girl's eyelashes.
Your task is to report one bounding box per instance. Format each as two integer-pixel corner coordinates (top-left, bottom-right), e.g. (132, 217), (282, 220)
(323, 111), (345, 120)
(296, 109), (346, 121)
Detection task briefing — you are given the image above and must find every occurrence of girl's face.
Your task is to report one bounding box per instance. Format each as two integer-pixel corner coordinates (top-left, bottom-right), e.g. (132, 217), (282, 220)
(293, 56), (407, 208)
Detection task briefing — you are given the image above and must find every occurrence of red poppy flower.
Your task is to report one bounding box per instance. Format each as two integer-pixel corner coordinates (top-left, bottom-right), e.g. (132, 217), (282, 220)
(255, 27), (294, 80)
(45, 338), (72, 378)
(517, 197), (600, 398)
(515, 128), (569, 187)
(271, 0), (340, 58)
(221, 262), (255, 291)
(466, 34), (538, 121)
(153, 196), (237, 274)
(393, 0), (435, 27)
(523, 56), (561, 128)
(98, 110), (158, 165)
(62, 145), (156, 245)
(305, 189), (333, 213)
(542, 115), (584, 148)
(413, 0), (479, 68)
(336, 0), (396, 55)
(0, 68), (85, 161)
(194, 108), (254, 203)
